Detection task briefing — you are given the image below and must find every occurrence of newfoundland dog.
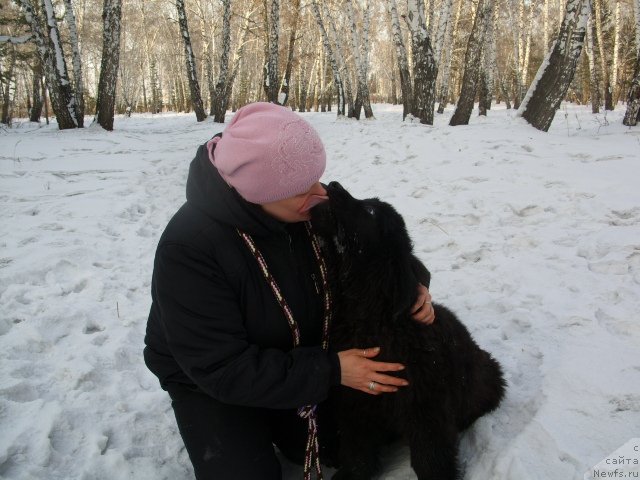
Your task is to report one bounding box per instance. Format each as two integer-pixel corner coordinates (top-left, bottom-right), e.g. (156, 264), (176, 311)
(311, 182), (506, 480)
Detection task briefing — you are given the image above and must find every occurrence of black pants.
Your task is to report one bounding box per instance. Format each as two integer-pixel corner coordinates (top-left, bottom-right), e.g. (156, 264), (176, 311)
(167, 384), (337, 480)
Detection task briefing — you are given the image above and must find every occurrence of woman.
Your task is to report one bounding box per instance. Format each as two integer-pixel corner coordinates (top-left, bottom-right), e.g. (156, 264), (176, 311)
(143, 102), (434, 479)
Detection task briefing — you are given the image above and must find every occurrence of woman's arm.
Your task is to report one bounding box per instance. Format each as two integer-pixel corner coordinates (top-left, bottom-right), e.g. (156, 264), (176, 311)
(153, 242), (338, 409)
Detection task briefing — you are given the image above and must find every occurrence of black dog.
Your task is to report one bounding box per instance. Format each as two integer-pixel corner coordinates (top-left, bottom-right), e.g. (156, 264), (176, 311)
(311, 182), (506, 480)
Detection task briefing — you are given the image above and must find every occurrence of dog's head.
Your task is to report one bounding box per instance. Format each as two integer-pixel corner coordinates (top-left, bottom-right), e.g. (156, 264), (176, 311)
(311, 182), (419, 319)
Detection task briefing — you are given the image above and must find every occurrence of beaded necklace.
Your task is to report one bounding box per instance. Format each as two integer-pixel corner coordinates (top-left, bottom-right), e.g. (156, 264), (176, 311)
(237, 221), (331, 480)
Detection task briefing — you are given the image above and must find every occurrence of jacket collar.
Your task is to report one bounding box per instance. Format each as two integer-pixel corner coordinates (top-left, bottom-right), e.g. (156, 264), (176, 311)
(186, 140), (287, 237)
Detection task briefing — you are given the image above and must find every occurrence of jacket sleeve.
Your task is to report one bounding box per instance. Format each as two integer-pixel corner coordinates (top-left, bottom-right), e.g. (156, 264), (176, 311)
(153, 241), (338, 409)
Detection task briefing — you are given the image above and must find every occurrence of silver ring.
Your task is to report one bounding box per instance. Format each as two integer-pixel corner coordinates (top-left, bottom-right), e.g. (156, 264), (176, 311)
(368, 381), (376, 391)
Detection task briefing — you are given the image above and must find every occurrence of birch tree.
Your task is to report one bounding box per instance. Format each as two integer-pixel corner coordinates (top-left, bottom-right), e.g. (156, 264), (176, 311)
(62, 0), (83, 127)
(30, 59), (43, 122)
(585, 15), (601, 113)
(388, 0), (412, 119)
(611, 0), (620, 102)
(311, 0), (345, 116)
(214, 4), (254, 122)
(623, 55), (640, 125)
(16, 0), (80, 129)
(437, 0), (463, 113)
(95, 0), (122, 131)
(622, 0), (640, 125)
(212, 0), (232, 122)
(263, 0), (280, 104)
(346, 0), (374, 118)
(281, 0), (301, 107)
(450, 0), (492, 125)
(1, 42), (16, 125)
(518, 0), (590, 131)
(407, 0), (438, 124)
(509, 0), (525, 107)
(593, 0), (613, 110)
(479, 0), (497, 115)
(433, 0), (454, 62)
(176, 0), (206, 121)
(324, 2), (355, 117)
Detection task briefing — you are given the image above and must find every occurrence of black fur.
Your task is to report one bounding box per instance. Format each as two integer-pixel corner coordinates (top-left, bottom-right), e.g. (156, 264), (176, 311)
(312, 182), (506, 480)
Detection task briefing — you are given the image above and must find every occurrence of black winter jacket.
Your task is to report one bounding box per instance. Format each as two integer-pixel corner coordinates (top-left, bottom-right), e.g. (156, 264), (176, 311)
(144, 139), (340, 409)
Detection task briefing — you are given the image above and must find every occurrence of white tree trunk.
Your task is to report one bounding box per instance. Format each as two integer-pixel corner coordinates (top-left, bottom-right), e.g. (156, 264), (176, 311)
(437, 0), (463, 113)
(623, 56), (640, 126)
(622, 0), (640, 125)
(176, 0), (206, 121)
(324, 2), (355, 116)
(388, 0), (413, 119)
(310, 0), (345, 116)
(281, 0), (301, 107)
(586, 16), (601, 113)
(594, 0), (613, 109)
(450, 0), (491, 125)
(225, 7), (253, 109)
(518, 0), (590, 131)
(544, 0), (550, 51)
(433, 0), (454, 64)
(17, 0), (78, 129)
(212, 0), (231, 122)
(62, 0), (84, 127)
(509, 0), (524, 106)
(522, 8), (532, 86)
(346, 0), (374, 119)
(96, 0), (124, 130)
(407, 0), (438, 124)
(612, 0), (620, 101)
(362, 0), (372, 79)
(263, 0), (280, 103)
(482, 0), (498, 112)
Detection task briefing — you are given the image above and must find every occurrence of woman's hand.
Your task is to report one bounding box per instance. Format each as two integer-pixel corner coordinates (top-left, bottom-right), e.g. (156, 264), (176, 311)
(338, 347), (409, 395)
(411, 284), (435, 325)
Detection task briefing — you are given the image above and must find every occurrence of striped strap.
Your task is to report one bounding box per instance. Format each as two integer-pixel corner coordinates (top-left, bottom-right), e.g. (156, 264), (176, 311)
(237, 222), (331, 480)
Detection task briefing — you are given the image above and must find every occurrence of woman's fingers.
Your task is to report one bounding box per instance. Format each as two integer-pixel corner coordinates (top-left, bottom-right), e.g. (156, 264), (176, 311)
(412, 285), (436, 324)
(338, 347), (409, 395)
(411, 285), (429, 314)
(372, 373), (409, 388)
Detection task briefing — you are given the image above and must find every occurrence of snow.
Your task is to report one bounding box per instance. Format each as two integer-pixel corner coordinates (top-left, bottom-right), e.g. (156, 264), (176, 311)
(1, 104), (639, 480)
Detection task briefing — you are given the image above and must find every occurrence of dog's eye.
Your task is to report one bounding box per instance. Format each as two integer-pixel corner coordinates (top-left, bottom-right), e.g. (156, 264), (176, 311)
(365, 206), (375, 216)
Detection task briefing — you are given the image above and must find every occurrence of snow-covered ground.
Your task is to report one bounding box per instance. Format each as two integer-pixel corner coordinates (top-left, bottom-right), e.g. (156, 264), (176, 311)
(1, 104), (639, 480)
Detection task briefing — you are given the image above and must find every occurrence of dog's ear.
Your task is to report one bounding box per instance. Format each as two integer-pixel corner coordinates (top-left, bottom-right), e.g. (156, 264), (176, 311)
(388, 251), (421, 319)
(410, 255), (431, 289)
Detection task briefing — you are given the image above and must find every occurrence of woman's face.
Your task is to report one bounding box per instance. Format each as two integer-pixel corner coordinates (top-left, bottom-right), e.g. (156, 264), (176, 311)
(261, 182), (328, 223)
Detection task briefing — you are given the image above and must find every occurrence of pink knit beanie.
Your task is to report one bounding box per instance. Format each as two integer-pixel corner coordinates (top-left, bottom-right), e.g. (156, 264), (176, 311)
(207, 102), (326, 204)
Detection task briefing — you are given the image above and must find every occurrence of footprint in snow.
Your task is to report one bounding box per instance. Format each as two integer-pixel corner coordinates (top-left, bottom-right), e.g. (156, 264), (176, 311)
(588, 260), (629, 275)
(451, 248), (487, 269)
(609, 394), (640, 413)
(83, 320), (105, 335)
(576, 244), (612, 261)
(0, 382), (40, 402)
(0, 257), (13, 268)
(607, 207), (640, 226)
(136, 227), (153, 238)
(595, 308), (638, 337)
(118, 204), (147, 222)
(509, 204), (544, 217)
(463, 214), (481, 225)
(462, 176), (489, 184)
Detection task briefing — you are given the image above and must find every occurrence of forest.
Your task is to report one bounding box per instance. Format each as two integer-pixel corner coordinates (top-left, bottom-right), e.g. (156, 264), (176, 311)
(1, 0), (639, 131)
